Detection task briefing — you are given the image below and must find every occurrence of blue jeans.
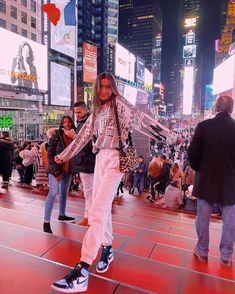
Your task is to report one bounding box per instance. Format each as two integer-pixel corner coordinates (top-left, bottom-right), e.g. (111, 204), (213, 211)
(196, 199), (235, 261)
(133, 174), (145, 194)
(44, 173), (72, 222)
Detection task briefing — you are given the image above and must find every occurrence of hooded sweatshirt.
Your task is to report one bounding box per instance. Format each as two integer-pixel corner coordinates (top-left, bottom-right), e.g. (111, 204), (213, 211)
(57, 96), (176, 163)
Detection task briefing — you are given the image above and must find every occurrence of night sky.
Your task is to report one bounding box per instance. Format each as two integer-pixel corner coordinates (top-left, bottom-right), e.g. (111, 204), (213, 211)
(157, 0), (223, 90)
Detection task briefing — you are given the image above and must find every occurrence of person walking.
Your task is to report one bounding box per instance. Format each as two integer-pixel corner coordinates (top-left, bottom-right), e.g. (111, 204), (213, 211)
(188, 95), (235, 267)
(52, 72), (173, 293)
(43, 116), (76, 234)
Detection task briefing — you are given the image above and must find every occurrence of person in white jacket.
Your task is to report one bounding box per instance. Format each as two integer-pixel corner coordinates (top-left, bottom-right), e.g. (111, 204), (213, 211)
(52, 72), (176, 293)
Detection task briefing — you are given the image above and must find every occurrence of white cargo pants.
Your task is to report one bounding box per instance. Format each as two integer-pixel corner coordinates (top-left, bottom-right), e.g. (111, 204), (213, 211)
(79, 172), (94, 219)
(81, 149), (123, 265)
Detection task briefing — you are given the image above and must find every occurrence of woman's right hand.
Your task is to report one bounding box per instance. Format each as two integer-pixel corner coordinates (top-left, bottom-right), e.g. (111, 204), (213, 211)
(54, 156), (63, 164)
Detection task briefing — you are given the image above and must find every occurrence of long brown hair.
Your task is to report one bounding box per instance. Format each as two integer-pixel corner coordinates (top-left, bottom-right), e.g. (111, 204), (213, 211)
(92, 73), (120, 127)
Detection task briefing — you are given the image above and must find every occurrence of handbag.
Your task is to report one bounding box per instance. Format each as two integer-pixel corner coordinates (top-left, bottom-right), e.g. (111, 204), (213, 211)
(114, 98), (138, 173)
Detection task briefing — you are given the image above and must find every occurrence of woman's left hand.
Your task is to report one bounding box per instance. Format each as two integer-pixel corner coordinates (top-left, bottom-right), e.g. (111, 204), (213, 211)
(62, 128), (76, 139)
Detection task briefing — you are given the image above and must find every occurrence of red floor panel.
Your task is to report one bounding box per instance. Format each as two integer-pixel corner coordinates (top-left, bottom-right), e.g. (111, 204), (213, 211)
(42, 238), (235, 293)
(114, 284), (153, 294)
(0, 245), (119, 294)
(0, 220), (63, 256)
(150, 243), (235, 281)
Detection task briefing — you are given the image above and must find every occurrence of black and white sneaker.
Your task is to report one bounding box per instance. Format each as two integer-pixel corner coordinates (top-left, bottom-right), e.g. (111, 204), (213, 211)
(96, 245), (114, 273)
(52, 264), (89, 293)
(58, 215), (76, 223)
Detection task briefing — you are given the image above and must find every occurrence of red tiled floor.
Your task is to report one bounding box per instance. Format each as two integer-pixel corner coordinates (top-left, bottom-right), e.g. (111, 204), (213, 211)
(0, 245), (119, 294)
(0, 221), (63, 256)
(114, 284), (153, 294)
(150, 243), (235, 278)
(41, 237), (235, 293)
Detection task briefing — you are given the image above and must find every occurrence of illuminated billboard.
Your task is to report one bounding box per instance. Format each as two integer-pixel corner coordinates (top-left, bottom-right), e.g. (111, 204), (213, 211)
(50, 62), (71, 106)
(144, 68), (153, 90)
(183, 45), (197, 58)
(0, 27), (48, 92)
(185, 17), (197, 28)
(213, 55), (235, 95)
(123, 84), (137, 105)
(136, 56), (145, 84)
(185, 31), (195, 45)
(183, 66), (194, 115)
(50, 0), (76, 58)
(115, 43), (135, 82)
(83, 43), (97, 83)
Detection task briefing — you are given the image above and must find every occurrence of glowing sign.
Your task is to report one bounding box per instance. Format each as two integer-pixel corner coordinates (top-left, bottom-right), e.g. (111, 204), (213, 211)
(183, 66), (194, 115)
(185, 31), (195, 45)
(0, 113), (13, 129)
(183, 45), (197, 59)
(185, 17), (197, 28)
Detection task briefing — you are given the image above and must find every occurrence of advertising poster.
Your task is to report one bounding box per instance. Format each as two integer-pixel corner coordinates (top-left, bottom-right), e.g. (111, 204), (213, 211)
(83, 42), (97, 83)
(0, 27), (48, 92)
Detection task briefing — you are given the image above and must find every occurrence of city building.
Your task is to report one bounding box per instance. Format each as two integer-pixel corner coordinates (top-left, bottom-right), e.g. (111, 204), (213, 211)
(118, 0), (162, 84)
(0, 0), (47, 140)
(173, 0), (202, 115)
(108, 0), (119, 45)
(215, 0), (235, 65)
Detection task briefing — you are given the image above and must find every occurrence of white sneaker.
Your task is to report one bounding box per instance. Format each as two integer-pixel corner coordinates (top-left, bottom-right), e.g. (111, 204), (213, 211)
(52, 264), (89, 293)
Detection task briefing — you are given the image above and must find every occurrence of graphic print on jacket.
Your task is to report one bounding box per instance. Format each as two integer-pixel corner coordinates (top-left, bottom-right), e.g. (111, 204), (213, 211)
(57, 96), (176, 163)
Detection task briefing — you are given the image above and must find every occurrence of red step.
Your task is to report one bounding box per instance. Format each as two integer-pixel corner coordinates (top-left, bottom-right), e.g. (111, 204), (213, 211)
(0, 245), (144, 294)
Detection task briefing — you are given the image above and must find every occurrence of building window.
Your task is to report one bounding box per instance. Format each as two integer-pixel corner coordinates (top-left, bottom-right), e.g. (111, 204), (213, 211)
(11, 23), (17, 33)
(10, 5), (17, 19)
(31, 16), (36, 28)
(0, 18), (6, 28)
(31, 0), (36, 12)
(21, 0), (27, 7)
(21, 11), (27, 24)
(31, 32), (36, 41)
(21, 28), (27, 37)
(0, 0), (6, 13)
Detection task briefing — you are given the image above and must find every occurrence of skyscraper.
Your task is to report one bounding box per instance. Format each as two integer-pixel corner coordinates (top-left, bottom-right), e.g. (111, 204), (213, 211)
(108, 0), (119, 45)
(174, 0), (202, 115)
(118, 0), (162, 83)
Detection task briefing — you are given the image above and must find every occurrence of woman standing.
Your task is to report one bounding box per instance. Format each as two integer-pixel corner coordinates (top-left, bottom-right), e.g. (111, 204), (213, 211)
(52, 73), (174, 293)
(43, 116), (76, 234)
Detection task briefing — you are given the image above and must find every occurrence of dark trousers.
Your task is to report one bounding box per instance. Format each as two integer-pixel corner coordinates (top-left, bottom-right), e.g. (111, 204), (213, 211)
(24, 164), (34, 185)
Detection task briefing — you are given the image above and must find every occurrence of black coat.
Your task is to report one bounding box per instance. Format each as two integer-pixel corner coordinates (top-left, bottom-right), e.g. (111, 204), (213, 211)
(47, 129), (75, 177)
(73, 114), (96, 174)
(188, 112), (235, 205)
(0, 137), (14, 175)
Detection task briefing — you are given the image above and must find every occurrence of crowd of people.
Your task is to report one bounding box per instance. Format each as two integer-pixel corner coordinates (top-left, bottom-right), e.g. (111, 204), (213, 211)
(0, 72), (234, 293)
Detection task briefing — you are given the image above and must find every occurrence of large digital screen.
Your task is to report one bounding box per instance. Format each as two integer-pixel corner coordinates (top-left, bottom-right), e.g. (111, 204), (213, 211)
(183, 66), (194, 115)
(123, 84), (137, 105)
(144, 68), (153, 90)
(83, 43), (97, 83)
(50, 62), (71, 106)
(136, 56), (145, 84)
(50, 0), (75, 58)
(0, 27), (48, 92)
(115, 43), (135, 82)
(183, 45), (197, 59)
(213, 55), (235, 95)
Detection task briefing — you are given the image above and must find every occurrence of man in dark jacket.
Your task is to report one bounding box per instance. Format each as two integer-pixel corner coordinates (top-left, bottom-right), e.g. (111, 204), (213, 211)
(188, 95), (235, 267)
(0, 131), (14, 189)
(72, 101), (96, 226)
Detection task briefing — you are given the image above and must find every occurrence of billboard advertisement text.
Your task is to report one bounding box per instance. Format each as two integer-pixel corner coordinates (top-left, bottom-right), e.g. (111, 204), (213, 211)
(83, 43), (97, 83)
